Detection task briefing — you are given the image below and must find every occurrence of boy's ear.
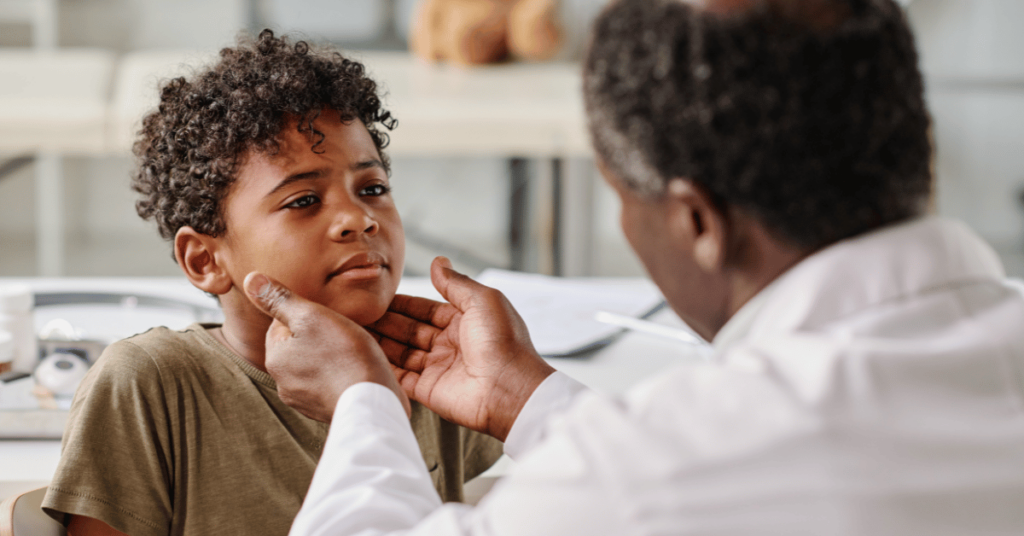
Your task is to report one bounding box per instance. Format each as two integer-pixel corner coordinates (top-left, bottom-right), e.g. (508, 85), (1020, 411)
(174, 227), (232, 295)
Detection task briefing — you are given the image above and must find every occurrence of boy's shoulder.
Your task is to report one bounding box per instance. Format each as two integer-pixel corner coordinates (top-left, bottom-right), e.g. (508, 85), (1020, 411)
(94, 323), (220, 378)
(109, 322), (212, 354)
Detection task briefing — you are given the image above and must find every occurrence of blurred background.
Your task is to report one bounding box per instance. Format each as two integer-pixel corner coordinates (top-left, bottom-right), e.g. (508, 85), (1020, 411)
(0, 0), (1022, 281)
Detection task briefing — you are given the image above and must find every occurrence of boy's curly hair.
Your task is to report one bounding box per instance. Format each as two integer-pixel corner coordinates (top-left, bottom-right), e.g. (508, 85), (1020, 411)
(132, 29), (396, 247)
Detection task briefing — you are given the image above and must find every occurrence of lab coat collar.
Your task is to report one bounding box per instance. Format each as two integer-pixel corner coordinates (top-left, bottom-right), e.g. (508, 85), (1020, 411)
(711, 277), (776, 352)
(744, 216), (1005, 341)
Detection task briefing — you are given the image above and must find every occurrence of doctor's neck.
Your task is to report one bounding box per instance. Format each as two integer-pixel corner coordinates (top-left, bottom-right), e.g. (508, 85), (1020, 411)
(712, 213), (814, 340)
(731, 224), (809, 306)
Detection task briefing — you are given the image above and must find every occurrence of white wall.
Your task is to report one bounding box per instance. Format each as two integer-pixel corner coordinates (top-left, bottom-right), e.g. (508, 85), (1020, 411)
(4, 0), (1024, 279)
(907, 0), (1024, 275)
(60, 0), (247, 51)
(910, 0), (1024, 77)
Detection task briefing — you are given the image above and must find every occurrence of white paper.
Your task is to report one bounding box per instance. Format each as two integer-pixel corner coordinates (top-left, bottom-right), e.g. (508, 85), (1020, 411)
(476, 269), (666, 357)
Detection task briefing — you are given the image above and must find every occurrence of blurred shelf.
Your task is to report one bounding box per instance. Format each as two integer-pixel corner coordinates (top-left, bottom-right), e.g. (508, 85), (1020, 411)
(105, 49), (591, 158)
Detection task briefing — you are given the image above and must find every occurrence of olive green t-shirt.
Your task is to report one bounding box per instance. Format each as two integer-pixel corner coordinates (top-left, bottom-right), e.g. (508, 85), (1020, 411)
(41, 323), (503, 536)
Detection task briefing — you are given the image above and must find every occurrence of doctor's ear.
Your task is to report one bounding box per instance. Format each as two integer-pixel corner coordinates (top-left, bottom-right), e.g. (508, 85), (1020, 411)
(174, 227), (232, 296)
(667, 179), (728, 273)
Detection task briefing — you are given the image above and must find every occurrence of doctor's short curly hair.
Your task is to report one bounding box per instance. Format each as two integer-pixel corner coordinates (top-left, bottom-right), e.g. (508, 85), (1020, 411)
(131, 29), (396, 246)
(584, 0), (932, 249)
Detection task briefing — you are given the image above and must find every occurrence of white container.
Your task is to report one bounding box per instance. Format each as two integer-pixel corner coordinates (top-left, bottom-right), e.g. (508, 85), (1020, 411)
(0, 331), (12, 373)
(0, 284), (38, 373)
(34, 353), (89, 398)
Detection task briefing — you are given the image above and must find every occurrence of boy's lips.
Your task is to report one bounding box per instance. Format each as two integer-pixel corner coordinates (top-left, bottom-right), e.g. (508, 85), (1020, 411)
(328, 252), (389, 282)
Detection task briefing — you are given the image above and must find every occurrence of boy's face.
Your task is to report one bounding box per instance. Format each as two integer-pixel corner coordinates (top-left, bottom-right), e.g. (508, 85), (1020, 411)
(217, 111), (404, 326)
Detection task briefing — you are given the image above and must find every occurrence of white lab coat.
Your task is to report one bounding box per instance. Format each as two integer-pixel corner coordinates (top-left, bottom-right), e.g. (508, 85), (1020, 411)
(289, 217), (1024, 536)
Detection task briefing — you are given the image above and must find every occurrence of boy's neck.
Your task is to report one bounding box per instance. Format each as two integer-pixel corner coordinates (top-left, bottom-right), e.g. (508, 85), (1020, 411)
(211, 287), (273, 372)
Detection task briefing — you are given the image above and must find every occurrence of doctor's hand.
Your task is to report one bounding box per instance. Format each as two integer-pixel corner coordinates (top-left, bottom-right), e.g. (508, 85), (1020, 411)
(243, 272), (411, 423)
(369, 257), (555, 442)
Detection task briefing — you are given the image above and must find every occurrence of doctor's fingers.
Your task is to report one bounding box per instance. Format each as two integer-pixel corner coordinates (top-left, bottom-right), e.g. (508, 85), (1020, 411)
(390, 364), (424, 398)
(370, 307), (449, 351)
(430, 257), (512, 314)
(385, 294), (459, 328)
(377, 335), (435, 372)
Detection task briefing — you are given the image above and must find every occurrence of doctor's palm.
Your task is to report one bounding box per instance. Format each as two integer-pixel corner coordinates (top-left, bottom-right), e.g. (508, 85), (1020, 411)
(372, 258), (555, 442)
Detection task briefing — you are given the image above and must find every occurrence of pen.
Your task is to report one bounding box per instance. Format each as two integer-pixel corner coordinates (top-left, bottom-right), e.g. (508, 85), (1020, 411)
(594, 311), (707, 346)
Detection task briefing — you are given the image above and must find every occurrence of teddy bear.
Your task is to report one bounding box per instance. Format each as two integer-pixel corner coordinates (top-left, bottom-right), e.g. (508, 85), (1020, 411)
(410, 0), (564, 65)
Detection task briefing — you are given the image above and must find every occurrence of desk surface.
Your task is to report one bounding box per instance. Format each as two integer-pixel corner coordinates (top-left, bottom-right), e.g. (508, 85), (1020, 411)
(0, 276), (700, 500)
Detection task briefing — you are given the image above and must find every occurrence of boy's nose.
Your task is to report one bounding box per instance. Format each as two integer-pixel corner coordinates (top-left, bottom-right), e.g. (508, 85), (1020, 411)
(331, 208), (379, 241)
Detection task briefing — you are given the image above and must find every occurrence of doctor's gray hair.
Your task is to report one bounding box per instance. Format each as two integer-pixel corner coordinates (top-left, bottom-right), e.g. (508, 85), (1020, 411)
(583, 0), (932, 249)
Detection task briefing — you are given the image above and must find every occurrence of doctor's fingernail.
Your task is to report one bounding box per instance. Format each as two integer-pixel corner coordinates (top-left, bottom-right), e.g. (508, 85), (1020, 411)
(246, 273), (292, 314)
(244, 272), (270, 298)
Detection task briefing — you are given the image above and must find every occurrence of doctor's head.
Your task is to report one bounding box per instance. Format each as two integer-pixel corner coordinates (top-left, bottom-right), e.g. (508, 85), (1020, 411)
(132, 30), (405, 327)
(583, 0), (931, 338)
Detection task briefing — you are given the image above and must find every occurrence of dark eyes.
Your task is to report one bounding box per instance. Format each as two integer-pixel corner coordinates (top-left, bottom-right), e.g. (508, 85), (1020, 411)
(360, 184), (391, 197)
(285, 194), (320, 209)
(283, 184), (389, 210)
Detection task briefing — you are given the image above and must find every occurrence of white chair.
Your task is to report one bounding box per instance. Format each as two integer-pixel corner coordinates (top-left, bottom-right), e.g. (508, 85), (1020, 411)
(0, 487), (65, 536)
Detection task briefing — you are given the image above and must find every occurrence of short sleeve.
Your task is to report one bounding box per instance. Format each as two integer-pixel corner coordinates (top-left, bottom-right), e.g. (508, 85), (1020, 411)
(42, 339), (175, 536)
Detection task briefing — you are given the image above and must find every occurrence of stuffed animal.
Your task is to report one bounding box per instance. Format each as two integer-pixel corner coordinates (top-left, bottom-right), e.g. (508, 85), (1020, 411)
(410, 0), (563, 65)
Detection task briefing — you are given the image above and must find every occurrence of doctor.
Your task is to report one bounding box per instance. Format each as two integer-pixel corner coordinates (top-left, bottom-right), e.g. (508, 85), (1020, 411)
(245, 0), (1024, 533)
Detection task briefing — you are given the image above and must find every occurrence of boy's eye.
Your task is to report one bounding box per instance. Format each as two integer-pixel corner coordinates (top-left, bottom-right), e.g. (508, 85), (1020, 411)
(285, 194), (320, 209)
(360, 184), (391, 197)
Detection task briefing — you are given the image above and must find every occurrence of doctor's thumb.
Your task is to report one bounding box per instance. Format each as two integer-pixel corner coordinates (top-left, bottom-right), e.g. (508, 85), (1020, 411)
(244, 272), (304, 330)
(430, 256), (494, 313)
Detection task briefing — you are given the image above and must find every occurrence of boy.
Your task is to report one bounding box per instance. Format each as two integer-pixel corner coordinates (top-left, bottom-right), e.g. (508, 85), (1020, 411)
(41, 30), (503, 536)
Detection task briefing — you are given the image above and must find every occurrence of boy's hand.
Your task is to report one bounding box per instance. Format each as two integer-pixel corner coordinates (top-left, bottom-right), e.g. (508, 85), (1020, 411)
(369, 257), (555, 442)
(243, 272), (411, 423)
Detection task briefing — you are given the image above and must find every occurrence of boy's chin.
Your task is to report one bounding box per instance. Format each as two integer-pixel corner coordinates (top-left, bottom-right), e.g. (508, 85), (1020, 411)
(332, 297), (391, 327)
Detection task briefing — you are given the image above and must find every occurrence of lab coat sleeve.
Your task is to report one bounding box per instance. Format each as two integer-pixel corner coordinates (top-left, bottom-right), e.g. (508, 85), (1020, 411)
(288, 372), (590, 536)
(288, 382), (444, 536)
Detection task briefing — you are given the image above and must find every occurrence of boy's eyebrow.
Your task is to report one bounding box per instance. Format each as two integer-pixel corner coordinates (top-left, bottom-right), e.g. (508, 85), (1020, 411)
(265, 169), (325, 198)
(264, 159), (386, 198)
(352, 159), (386, 172)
